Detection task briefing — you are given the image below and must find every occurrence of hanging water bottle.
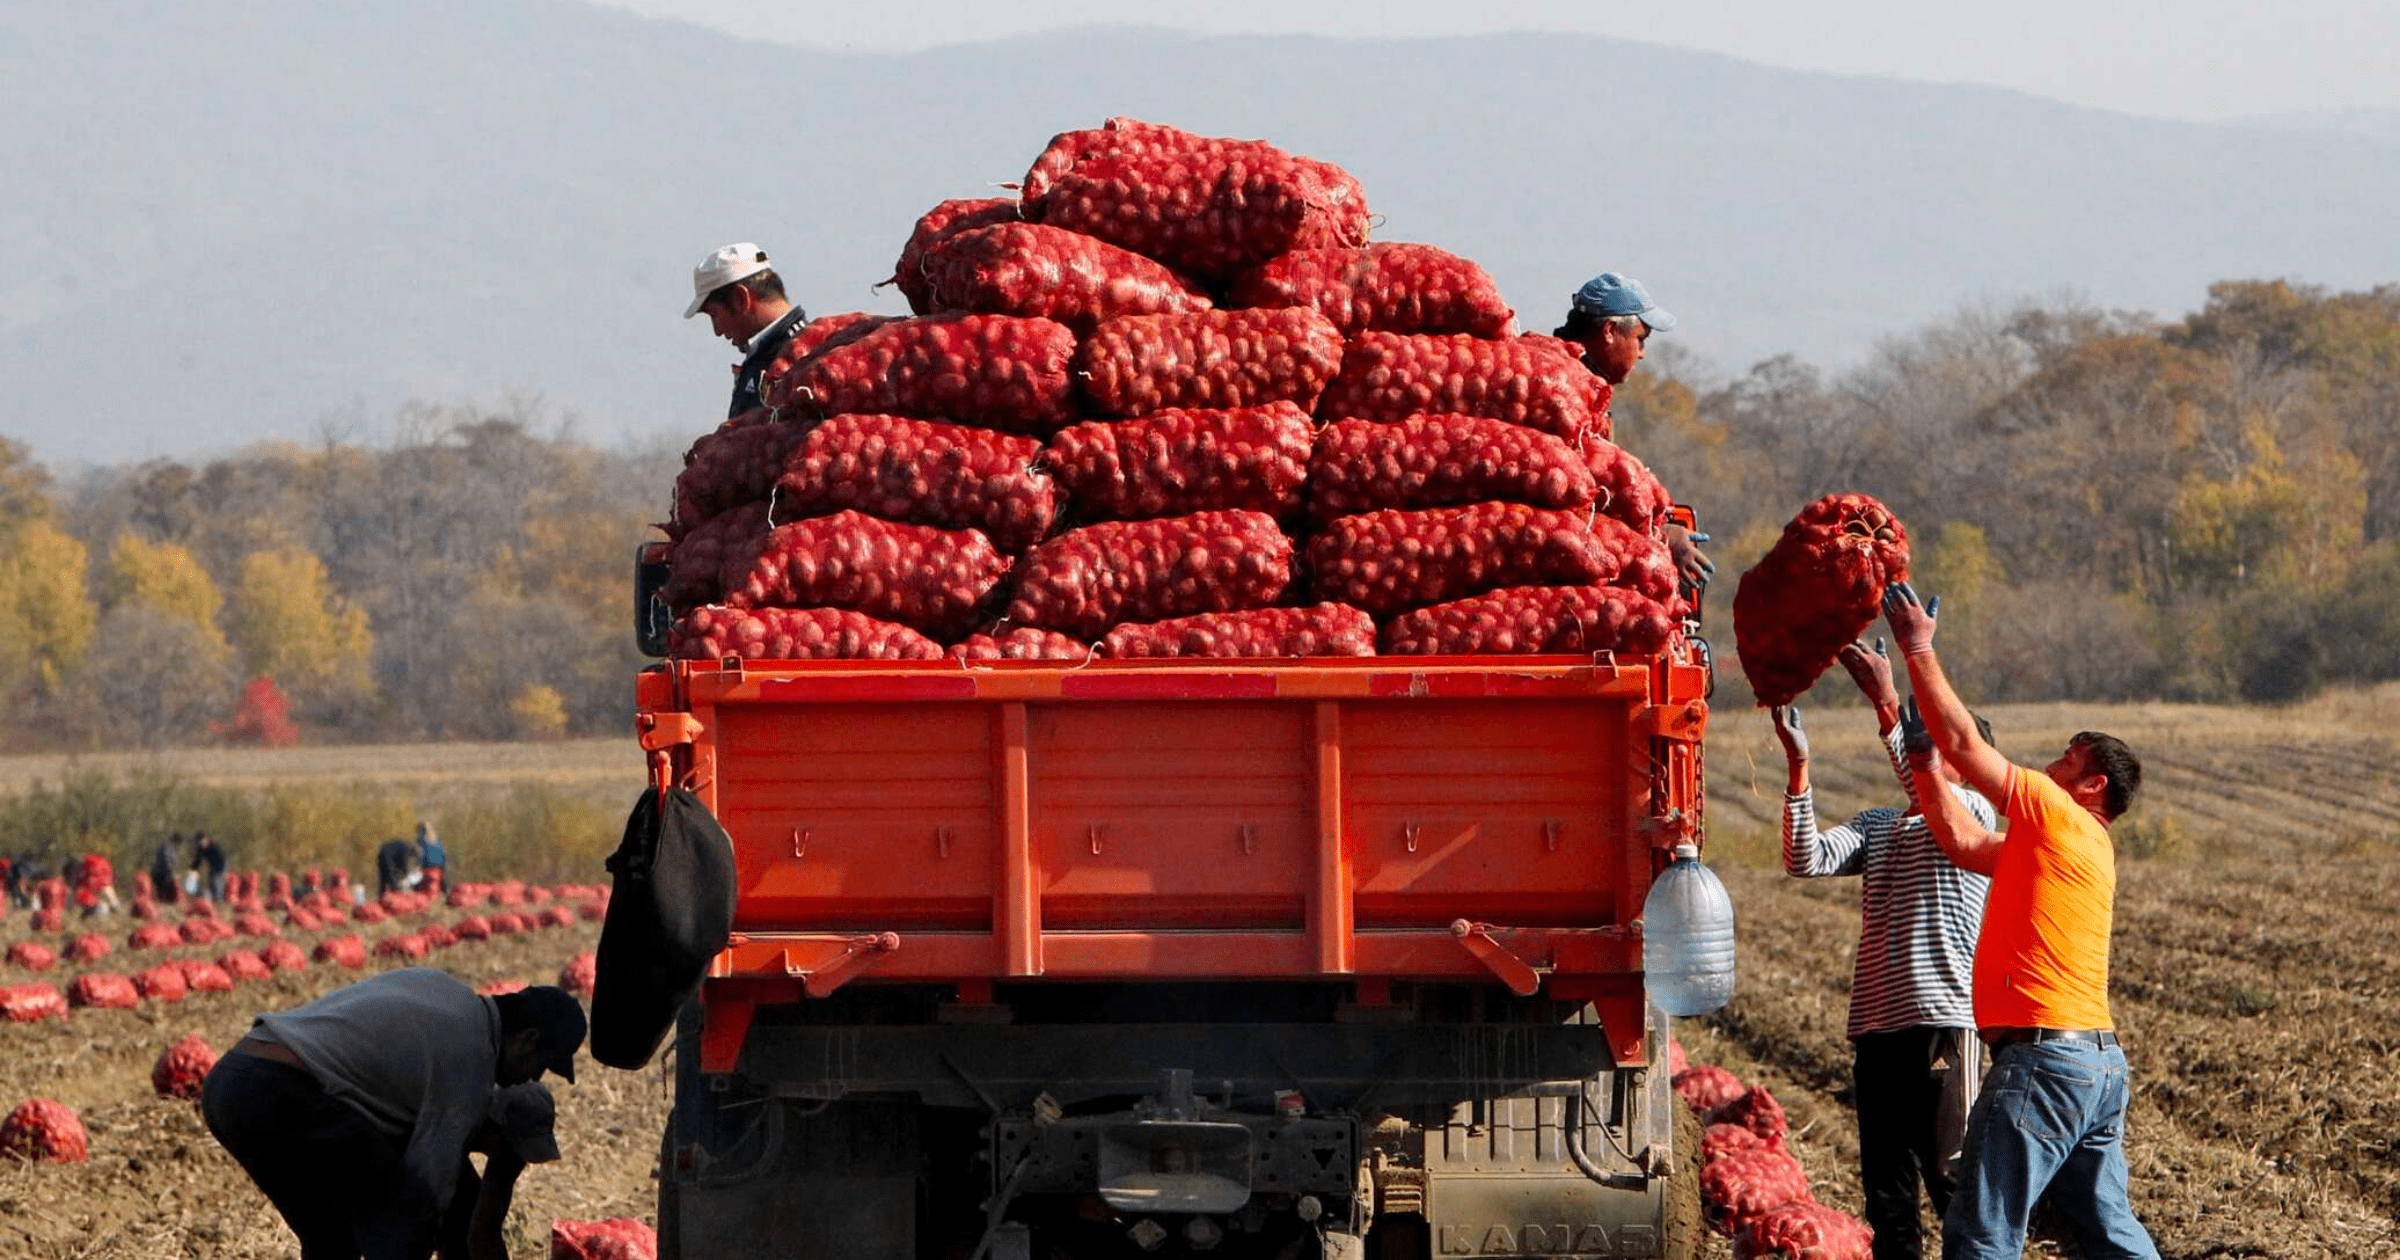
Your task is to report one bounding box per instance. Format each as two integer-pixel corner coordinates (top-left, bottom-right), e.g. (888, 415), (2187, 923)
(1642, 842), (1736, 1016)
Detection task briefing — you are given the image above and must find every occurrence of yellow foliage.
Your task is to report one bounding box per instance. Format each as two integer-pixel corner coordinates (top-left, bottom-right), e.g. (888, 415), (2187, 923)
(0, 519), (98, 690)
(2170, 421), (2367, 591)
(227, 549), (376, 698)
(509, 684), (569, 740)
(103, 533), (228, 653)
(481, 509), (652, 627)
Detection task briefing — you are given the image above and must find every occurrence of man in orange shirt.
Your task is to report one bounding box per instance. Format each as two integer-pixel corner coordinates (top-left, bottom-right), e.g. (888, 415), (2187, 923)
(1881, 581), (2160, 1260)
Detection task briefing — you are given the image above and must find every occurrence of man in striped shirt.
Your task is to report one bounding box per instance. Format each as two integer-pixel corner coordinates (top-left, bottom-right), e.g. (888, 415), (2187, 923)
(1774, 639), (1994, 1260)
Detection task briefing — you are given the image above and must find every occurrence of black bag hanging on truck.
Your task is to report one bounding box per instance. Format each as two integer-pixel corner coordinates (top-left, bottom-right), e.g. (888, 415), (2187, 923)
(590, 786), (738, 1070)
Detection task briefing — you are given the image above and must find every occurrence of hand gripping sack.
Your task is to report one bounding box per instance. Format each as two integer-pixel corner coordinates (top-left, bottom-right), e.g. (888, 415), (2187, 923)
(591, 787), (737, 1071)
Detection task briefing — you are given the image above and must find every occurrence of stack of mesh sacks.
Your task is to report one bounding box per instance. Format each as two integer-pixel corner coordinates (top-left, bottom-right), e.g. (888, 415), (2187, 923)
(659, 117), (1684, 663)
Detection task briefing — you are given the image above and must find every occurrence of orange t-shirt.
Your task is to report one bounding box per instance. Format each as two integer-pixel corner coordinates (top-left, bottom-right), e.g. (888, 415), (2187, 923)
(1971, 766), (2116, 1031)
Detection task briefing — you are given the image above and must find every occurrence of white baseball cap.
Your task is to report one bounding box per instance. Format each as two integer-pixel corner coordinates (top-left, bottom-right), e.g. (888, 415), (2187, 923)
(684, 243), (773, 319)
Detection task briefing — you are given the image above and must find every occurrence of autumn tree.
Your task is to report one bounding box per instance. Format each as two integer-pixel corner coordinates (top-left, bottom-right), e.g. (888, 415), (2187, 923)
(102, 533), (230, 654)
(0, 519), (99, 696)
(226, 548), (376, 720)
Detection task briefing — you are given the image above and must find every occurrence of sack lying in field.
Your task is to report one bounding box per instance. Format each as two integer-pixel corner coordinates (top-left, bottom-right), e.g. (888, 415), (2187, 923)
(671, 418), (806, 536)
(1707, 1086), (1790, 1144)
(551, 1216), (659, 1260)
(260, 940), (309, 972)
(717, 512), (1009, 641)
(1306, 503), (1636, 618)
(1701, 1147), (1813, 1238)
(774, 313), (1079, 435)
(1674, 1065), (1747, 1113)
(1732, 493), (1910, 706)
(374, 934), (431, 961)
(558, 952), (597, 996)
(66, 933), (112, 961)
(948, 627), (1090, 662)
(0, 1099), (87, 1164)
(670, 606), (946, 662)
(1318, 332), (1604, 439)
(312, 934), (367, 969)
(1307, 414), (1596, 526)
(1702, 1121), (1789, 1163)
(152, 1034), (219, 1100)
(1100, 604), (1378, 659)
(135, 963), (189, 1002)
(68, 972), (139, 1009)
(1581, 435), (1671, 535)
(1231, 243), (1514, 338)
(776, 415), (1057, 552)
(1075, 308), (1346, 418)
(5, 941), (56, 971)
(178, 960), (235, 992)
(130, 923), (181, 951)
(218, 949), (274, 982)
(1734, 1201), (1874, 1260)
(887, 197), (1019, 313)
(0, 984), (66, 1023)
(1047, 402), (1315, 523)
(1002, 510), (1296, 638)
(918, 221), (1212, 332)
(1025, 119), (1371, 279)
(1379, 584), (1677, 658)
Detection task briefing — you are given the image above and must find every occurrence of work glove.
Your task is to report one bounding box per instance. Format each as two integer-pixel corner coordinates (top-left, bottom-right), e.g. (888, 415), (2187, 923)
(1667, 525), (1715, 595)
(1836, 637), (1898, 709)
(1899, 697), (1938, 769)
(1882, 581), (1940, 656)
(1770, 705), (1807, 763)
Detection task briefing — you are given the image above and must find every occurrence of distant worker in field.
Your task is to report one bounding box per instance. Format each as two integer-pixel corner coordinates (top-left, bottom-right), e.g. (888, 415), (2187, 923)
(201, 968), (586, 1260)
(416, 820), (448, 893)
(190, 832), (229, 903)
(376, 836), (422, 899)
(1881, 582), (2161, 1260)
(1772, 638), (1994, 1260)
(1555, 272), (1714, 598)
(69, 851), (121, 917)
(684, 242), (809, 419)
(150, 832), (185, 905)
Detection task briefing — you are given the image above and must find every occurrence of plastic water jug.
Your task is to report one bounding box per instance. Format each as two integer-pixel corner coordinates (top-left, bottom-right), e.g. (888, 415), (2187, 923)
(1642, 842), (1736, 1016)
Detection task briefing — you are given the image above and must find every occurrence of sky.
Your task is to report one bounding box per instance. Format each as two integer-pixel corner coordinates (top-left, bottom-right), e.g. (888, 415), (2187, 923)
(594, 0), (2400, 123)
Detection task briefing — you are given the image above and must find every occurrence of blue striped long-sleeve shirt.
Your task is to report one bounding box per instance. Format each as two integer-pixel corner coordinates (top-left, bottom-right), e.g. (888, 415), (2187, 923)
(1783, 726), (1994, 1038)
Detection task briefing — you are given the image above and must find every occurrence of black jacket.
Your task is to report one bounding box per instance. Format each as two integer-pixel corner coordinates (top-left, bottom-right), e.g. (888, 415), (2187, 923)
(727, 306), (809, 418)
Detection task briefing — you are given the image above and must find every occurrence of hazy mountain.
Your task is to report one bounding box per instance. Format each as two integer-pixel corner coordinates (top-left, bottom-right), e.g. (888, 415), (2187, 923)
(2235, 107), (2400, 151)
(6, 3), (2397, 465)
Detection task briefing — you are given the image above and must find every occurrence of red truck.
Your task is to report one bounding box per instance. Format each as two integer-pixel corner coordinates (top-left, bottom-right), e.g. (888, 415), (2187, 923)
(633, 616), (1714, 1257)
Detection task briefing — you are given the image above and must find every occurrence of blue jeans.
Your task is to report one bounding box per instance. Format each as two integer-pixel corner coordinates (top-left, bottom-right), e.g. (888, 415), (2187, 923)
(1943, 1040), (2158, 1259)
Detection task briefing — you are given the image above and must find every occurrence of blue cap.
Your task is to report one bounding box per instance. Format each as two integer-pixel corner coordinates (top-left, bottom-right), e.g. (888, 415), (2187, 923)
(1571, 273), (1677, 333)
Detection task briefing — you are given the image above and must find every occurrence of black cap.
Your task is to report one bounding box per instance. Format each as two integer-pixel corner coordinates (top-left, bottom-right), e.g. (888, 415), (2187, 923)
(497, 985), (587, 1083)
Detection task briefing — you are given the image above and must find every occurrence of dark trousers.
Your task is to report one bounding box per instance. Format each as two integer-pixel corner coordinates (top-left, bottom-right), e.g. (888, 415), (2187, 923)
(201, 1051), (471, 1260)
(1853, 1026), (1978, 1260)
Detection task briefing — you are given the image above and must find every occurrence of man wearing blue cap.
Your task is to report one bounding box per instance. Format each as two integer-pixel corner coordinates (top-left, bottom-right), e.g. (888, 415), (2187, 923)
(1558, 273), (1715, 595)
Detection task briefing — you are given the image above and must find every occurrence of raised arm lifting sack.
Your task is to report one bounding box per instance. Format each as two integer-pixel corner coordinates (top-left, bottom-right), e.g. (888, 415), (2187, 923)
(591, 787), (737, 1071)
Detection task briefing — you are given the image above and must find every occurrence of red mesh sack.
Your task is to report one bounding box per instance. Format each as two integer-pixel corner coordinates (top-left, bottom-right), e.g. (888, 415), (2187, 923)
(0, 984), (66, 1023)
(1018, 117), (1205, 204)
(551, 1217), (660, 1260)
(135, 962), (189, 1002)
(1307, 414), (1597, 526)
(1380, 585), (1677, 658)
(1047, 402), (1314, 522)
(479, 979), (529, 997)
(775, 415), (1056, 552)
(558, 952), (597, 996)
(670, 416), (807, 536)
(1674, 1065), (1747, 1113)
(1703, 1122), (1789, 1164)
(1732, 494), (1911, 706)
(68, 971), (138, 1009)
(1075, 308), (1345, 418)
(178, 960), (235, 993)
(29, 908), (61, 932)
(153, 1034), (220, 1100)
(670, 606), (945, 662)
(1318, 332), (1605, 439)
(422, 923), (460, 948)
(1707, 1086), (1791, 1144)
(233, 913), (279, 939)
(1099, 604), (1377, 659)
(1580, 434), (1672, 535)
(919, 221), (1212, 331)
(490, 913), (529, 936)
(1701, 1148), (1813, 1238)
(1734, 1202), (1875, 1260)
(716, 513), (1008, 640)
(660, 501), (770, 610)
(218, 949), (274, 982)
(374, 934), (431, 961)
(284, 908), (322, 932)
(1230, 243), (1514, 338)
(452, 915), (493, 942)
(66, 932), (113, 961)
(178, 918), (217, 944)
(260, 940), (309, 972)
(1307, 503), (1658, 617)
(948, 627), (1089, 661)
(772, 313), (1078, 435)
(1027, 122), (1371, 280)
(6, 941), (56, 971)
(130, 923), (181, 951)
(887, 197), (1019, 314)
(0, 1099), (87, 1164)
(312, 934), (367, 969)
(493, 881), (527, 907)
(1002, 510), (1296, 638)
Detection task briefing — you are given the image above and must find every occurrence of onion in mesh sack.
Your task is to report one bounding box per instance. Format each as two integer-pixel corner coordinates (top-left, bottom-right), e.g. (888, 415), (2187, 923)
(1732, 493), (1911, 706)
(1379, 584), (1677, 657)
(1230, 243), (1514, 338)
(776, 414), (1056, 552)
(1318, 332), (1605, 440)
(1098, 604), (1377, 659)
(886, 197), (1019, 314)
(917, 221), (1211, 332)
(1306, 414), (1597, 527)
(1046, 402), (1314, 523)
(1307, 502), (1659, 618)
(1075, 308), (1345, 419)
(1002, 510), (1295, 638)
(717, 512), (1010, 642)
(771, 313), (1078, 435)
(670, 606), (944, 662)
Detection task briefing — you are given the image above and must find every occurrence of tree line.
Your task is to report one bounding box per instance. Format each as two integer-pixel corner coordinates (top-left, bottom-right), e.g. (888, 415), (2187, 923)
(1, 278), (2396, 751)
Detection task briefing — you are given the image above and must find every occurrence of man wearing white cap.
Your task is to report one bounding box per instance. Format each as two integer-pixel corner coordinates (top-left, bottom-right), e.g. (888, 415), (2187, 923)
(684, 243), (808, 418)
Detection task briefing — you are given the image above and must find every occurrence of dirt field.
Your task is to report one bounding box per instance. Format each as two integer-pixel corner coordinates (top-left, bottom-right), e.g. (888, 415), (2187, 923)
(1, 690), (2394, 1258)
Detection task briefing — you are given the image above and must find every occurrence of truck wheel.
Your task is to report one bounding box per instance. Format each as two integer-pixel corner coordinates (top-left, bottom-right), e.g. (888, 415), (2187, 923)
(1661, 1100), (1705, 1260)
